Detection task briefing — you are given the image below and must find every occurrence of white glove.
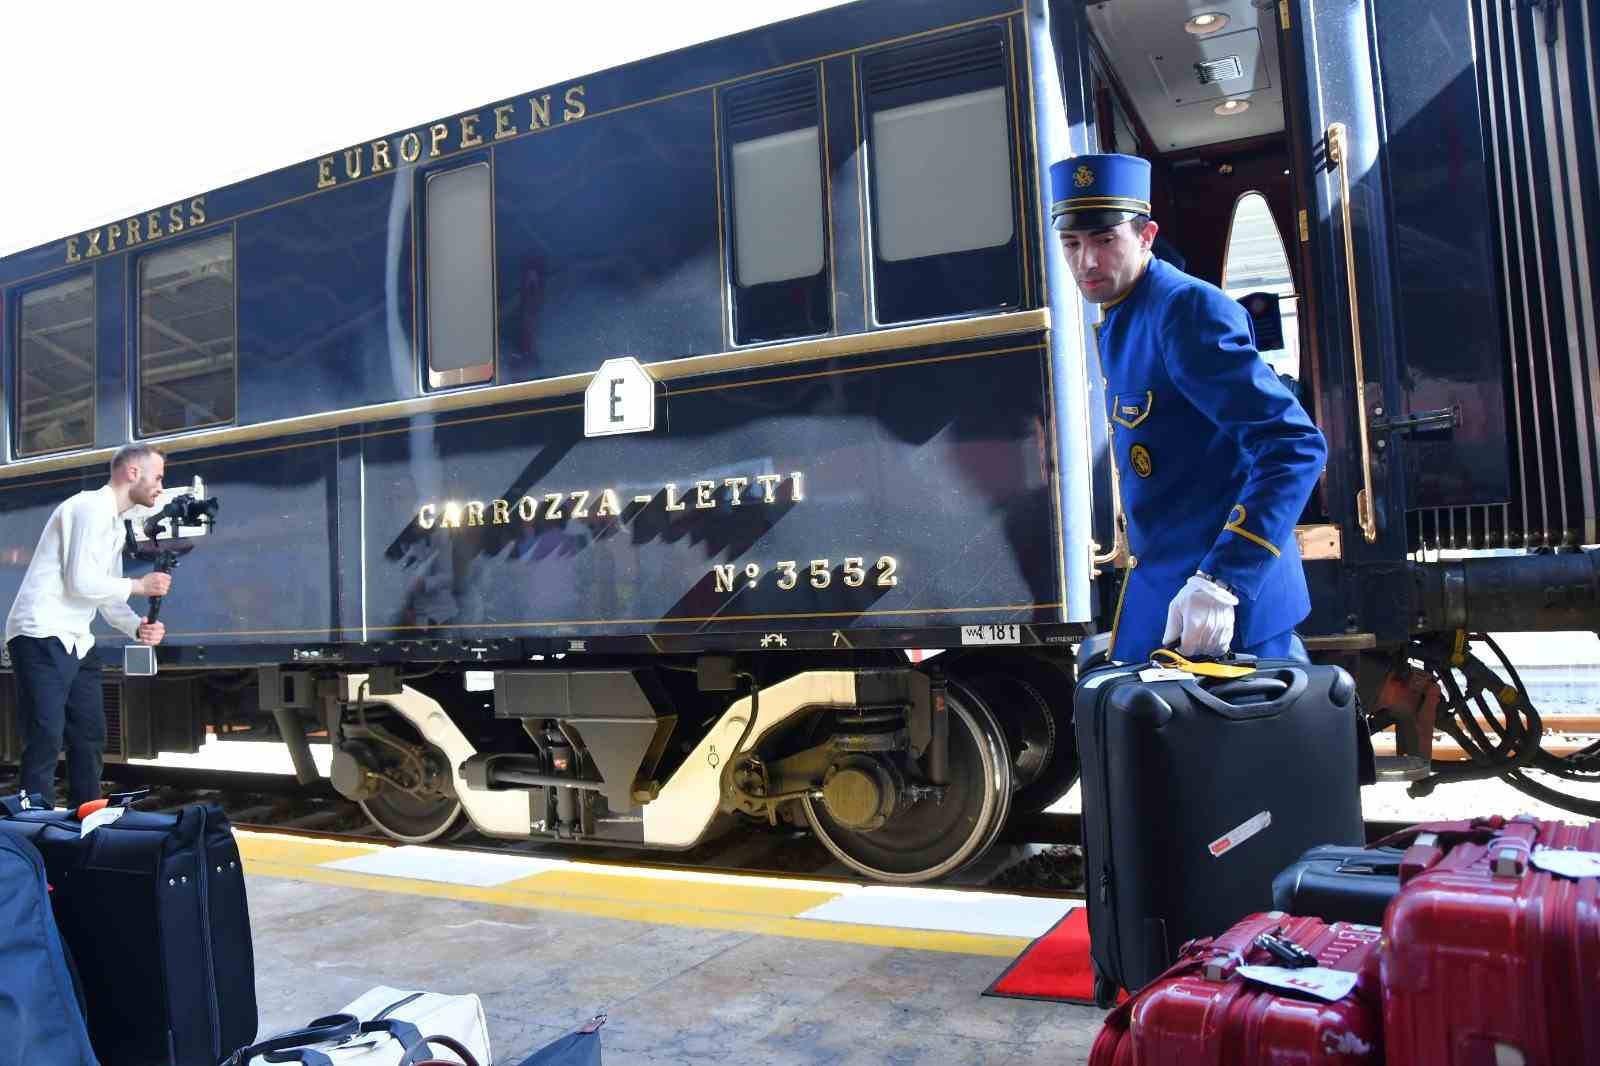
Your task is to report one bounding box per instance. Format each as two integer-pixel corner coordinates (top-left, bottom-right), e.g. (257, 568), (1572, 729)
(1162, 573), (1240, 658)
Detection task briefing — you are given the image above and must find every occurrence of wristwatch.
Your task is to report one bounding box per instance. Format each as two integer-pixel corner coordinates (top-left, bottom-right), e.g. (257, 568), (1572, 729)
(1195, 569), (1234, 595)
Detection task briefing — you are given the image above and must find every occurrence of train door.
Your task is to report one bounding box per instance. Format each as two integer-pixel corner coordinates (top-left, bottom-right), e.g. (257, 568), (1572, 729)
(1277, 0), (1520, 640)
(1073, 0), (1527, 644)
(1077, 0), (1357, 629)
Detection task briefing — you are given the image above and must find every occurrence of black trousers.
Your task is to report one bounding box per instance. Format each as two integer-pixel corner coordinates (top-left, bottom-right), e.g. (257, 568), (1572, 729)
(6, 635), (104, 807)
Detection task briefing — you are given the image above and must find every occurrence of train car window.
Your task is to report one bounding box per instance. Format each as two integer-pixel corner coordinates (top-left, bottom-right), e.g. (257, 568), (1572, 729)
(425, 162), (495, 388)
(723, 70), (830, 344)
(1221, 191), (1300, 386)
(862, 27), (1021, 325)
(138, 233), (236, 436)
(15, 274), (95, 457)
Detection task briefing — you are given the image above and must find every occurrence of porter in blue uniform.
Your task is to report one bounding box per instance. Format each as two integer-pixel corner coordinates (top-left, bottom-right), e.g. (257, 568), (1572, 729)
(1051, 154), (1326, 661)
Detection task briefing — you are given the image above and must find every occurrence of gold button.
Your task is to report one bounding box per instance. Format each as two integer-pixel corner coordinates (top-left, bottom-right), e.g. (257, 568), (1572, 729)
(1127, 555), (1138, 567)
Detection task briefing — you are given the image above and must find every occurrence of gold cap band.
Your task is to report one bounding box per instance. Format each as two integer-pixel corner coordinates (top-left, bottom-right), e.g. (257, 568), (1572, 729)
(1050, 195), (1152, 217)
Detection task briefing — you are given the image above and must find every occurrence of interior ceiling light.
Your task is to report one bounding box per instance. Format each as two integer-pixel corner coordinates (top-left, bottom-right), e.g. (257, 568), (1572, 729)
(1214, 99), (1251, 116)
(1185, 12), (1229, 35)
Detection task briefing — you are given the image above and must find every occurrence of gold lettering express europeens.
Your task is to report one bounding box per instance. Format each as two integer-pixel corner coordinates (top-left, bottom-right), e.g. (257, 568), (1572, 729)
(317, 84), (587, 190)
(66, 198), (207, 264)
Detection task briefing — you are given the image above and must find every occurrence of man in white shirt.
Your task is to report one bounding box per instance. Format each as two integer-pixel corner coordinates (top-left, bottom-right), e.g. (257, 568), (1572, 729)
(5, 444), (172, 806)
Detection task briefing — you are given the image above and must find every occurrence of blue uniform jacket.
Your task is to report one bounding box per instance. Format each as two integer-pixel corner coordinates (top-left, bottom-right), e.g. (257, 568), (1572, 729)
(1099, 257), (1327, 661)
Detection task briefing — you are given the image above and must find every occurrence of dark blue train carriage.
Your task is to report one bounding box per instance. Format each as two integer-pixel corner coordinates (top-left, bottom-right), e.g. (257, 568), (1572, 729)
(2, 0), (1597, 879)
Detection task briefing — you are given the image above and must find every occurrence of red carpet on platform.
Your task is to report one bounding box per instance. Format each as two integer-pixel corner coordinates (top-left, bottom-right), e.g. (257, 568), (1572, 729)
(983, 906), (1102, 1005)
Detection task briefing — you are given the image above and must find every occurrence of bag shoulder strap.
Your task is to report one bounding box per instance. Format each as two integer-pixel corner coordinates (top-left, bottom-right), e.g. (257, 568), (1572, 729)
(226, 1013), (360, 1065)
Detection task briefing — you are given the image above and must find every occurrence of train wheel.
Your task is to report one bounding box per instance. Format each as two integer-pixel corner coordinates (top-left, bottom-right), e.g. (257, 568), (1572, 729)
(963, 658), (1079, 815)
(345, 711), (465, 844)
(802, 682), (1012, 883)
(359, 787), (464, 845)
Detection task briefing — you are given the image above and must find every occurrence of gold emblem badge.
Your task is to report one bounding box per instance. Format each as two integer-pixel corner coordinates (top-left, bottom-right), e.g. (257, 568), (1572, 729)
(1130, 444), (1153, 478)
(1074, 165), (1095, 188)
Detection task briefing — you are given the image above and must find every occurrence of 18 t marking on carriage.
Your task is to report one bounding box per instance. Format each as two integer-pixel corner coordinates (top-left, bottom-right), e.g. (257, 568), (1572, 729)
(712, 555), (899, 592)
(960, 624), (1020, 646)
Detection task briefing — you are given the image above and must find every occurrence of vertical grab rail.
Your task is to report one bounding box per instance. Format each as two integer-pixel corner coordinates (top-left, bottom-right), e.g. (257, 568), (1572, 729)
(1093, 414), (1129, 569)
(1327, 122), (1379, 544)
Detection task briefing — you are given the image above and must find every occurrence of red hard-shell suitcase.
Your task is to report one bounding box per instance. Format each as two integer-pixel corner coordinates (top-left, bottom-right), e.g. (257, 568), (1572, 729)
(1380, 815), (1600, 1066)
(1089, 911), (1383, 1066)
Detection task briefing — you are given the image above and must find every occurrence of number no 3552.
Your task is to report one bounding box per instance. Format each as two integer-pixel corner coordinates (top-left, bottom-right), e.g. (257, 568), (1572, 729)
(712, 555), (899, 593)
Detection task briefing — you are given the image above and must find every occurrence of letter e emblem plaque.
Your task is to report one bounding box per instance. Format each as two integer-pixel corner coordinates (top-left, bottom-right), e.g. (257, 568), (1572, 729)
(584, 357), (655, 437)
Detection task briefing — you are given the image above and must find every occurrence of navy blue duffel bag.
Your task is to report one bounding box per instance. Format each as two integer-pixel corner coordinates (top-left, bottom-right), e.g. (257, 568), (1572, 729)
(514, 1015), (605, 1065)
(0, 831), (99, 1066)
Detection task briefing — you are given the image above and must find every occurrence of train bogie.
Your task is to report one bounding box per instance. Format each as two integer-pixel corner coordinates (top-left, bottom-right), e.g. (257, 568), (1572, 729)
(238, 650), (1075, 882)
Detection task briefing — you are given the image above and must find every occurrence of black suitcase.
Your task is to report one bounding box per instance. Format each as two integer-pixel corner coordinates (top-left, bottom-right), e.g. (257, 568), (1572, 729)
(1270, 843), (1402, 926)
(0, 832), (100, 1066)
(0, 803), (257, 1065)
(1073, 652), (1371, 1005)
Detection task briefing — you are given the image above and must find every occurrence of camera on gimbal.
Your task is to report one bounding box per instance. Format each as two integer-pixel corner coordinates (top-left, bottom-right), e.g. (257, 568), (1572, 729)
(121, 476), (220, 676)
(139, 489), (220, 543)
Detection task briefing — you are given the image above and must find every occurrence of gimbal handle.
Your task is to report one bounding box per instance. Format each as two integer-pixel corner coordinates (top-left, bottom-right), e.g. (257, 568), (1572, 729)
(145, 550), (180, 625)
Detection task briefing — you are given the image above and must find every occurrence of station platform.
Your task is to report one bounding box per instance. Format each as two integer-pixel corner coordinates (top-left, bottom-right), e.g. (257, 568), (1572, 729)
(241, 831), (1104, 1065)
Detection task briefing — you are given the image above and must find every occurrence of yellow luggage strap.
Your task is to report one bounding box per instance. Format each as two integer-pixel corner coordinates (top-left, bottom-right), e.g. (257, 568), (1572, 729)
(1149, 648), (1257, 679)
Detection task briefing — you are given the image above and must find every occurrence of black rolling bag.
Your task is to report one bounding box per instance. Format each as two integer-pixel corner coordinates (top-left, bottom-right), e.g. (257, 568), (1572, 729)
(1073, 651), (1372, 1006)
(0, 803), (257, 1066)
(1270, 843), (1403, 926)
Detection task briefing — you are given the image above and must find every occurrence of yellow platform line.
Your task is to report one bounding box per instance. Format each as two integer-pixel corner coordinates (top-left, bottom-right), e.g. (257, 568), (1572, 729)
(237, 834), (385, 867)
(237, 836), (1027, 958)
(508, 868), (839, 919)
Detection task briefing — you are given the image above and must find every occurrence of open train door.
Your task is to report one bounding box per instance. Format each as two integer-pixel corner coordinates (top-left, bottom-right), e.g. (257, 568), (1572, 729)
(1278, 0), (1519, 646)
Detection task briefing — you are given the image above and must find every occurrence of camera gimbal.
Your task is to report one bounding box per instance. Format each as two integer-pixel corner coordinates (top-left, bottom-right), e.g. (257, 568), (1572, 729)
(123, 477), (219, 624)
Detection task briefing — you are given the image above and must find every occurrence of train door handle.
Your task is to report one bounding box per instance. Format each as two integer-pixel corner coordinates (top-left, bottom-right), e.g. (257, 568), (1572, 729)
(1327, 122), (1380, 545)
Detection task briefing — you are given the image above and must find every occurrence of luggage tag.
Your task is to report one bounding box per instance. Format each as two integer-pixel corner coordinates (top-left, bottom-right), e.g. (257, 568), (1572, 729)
(80, 805), (127, 837)
(1531, 847), (1600, 879)
(71, 788), (154, 837)
(1137, 667), (1192, 682)
(1236, 964), (1360, 1002)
